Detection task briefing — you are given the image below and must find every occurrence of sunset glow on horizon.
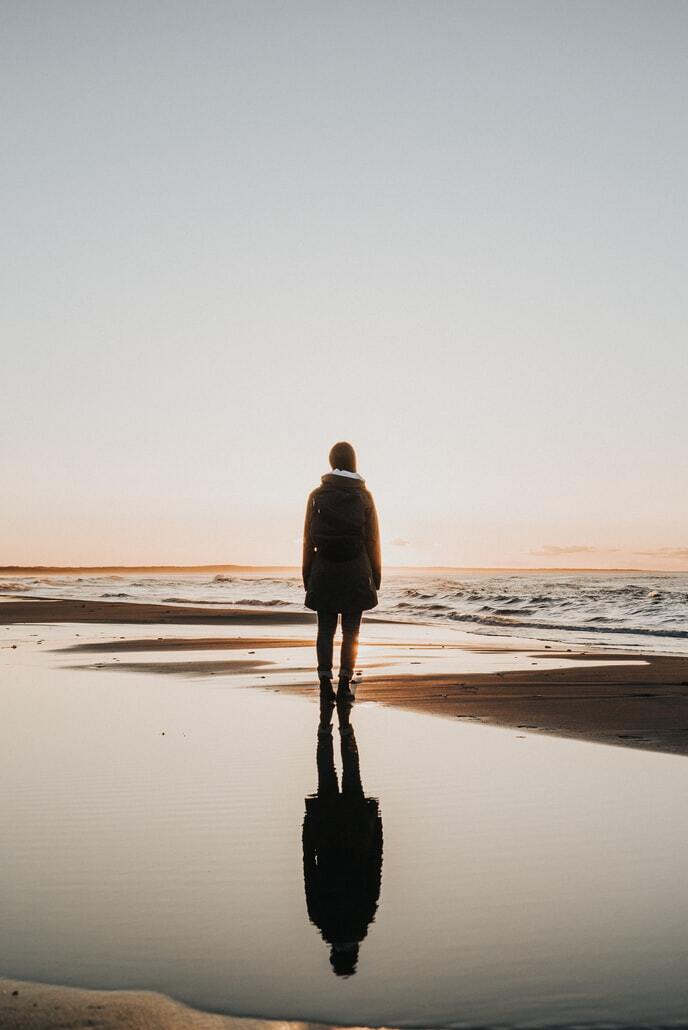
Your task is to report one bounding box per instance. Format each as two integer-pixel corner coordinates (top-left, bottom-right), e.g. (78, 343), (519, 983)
(2, 2), (686, 571)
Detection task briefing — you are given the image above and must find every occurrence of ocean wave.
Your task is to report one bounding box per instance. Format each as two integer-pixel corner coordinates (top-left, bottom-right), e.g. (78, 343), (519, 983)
(130, 579), (181, 588)
(488, 601), (535, 609)
(442, 609), (688, 639)
(2, 569), (686, 653)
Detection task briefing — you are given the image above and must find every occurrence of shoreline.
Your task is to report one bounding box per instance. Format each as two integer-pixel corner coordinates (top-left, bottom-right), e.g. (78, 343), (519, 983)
(2, 595), (686, 653)
(0, 598), (318, 625)
(0, 976), (364, 1030)
(3, 597), (688, 759)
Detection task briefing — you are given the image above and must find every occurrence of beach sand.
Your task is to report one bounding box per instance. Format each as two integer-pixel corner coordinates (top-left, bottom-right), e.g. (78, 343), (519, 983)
(2, 596), (688, 1029)
(3, 597), (688, 758)
(0, 977), (361, 1030)
(0, 598), (317, 626)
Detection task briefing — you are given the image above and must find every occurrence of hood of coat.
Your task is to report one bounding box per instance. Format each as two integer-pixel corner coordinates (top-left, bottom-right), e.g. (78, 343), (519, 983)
(321, 472), (366, 489)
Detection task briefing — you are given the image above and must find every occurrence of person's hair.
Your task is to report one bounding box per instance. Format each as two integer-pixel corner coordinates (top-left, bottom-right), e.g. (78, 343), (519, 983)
(329, 441), (357, 472)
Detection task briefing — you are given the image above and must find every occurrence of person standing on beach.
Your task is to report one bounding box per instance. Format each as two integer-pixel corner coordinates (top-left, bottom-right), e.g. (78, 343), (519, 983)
(302, 442), (381, 702)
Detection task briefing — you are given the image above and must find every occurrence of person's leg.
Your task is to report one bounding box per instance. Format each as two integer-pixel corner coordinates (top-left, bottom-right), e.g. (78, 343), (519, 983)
(316, 726), (339, 798)
(338, 610), (362, 696)
(339, 720), (364, 799)
(316, 610), (338, 696)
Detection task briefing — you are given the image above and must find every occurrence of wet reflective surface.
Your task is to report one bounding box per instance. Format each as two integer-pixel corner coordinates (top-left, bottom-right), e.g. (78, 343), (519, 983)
(2, 637), (688, 1028)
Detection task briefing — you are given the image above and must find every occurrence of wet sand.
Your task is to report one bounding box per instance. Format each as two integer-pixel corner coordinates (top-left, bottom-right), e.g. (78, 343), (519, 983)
(0, 976), (239, 1029)
(356, 652), (688, 756)
(3, 597), (688, 758)
(0, 598), (317, 626)
(3, 597), (688, 1029)
(0, 977), (351, 1030)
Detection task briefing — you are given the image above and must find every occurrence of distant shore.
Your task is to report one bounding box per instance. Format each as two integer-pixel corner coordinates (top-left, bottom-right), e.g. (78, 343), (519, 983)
(0, 564), (296, 575)
(0, 564), (677, 574)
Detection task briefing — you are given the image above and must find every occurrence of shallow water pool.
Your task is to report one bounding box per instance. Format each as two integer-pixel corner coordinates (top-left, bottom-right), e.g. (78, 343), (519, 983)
(1, 640), (687, 1029)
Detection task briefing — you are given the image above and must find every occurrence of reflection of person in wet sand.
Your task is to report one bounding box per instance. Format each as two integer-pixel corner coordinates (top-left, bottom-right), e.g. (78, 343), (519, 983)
(302, 697), (383, 977)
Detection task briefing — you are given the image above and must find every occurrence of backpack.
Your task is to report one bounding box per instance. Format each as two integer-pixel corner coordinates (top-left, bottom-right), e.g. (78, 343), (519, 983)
(311, 486), (367, 563)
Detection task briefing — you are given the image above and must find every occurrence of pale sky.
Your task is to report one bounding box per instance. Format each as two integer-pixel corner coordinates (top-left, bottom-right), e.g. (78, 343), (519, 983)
(2, 1), (687, 569)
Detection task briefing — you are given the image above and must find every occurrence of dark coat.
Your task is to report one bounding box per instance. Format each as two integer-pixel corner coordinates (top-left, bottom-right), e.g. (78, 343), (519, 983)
(303, 793), (383, 954)
(302, 474), (381, 613)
